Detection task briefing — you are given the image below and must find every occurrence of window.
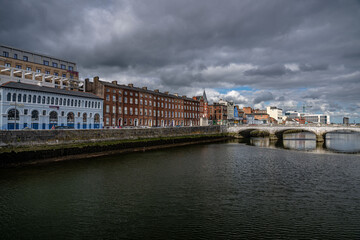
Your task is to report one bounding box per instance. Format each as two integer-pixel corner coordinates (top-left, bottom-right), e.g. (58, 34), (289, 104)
(61, 111), (64, 116)
(7, 93), (11, 101)
(118, 106), (122, 114)
(43, 60), (49, 66)
(54, 72), (58, 76)
(16, 65), (22, 69)
(106, 105), (110, 113)
(106, 95), (110, 101)
(112, 95), (116, 102)
(43, 110), (46, 116)
(106, 89), (110, 92)
(46, 97), (50, 104)
(28, 95), (31, 103)
(5, 63), (11, 67)
(13, 54), (18, 59)
(23, 56), (28, 61)
(8, 109), (19, 120)
(12, 93), (16, 102)
(83, 113), (87, 123)
(135, 108), (138, 115)
(61, 64), (66, 69)
(26, 67), (32, 71)
(45, 70), (50, 74)
(130, 92), (133, 96)
(36, 69), (41, 73)
(130, 98), (133, 104)
(124, 107), (128, 115)
(62, 74), (66, 77)
(60, 98), (63, 105)
(106, 117), (109, 125)
(3, 51), (9, 57)
(23, 94), (26, 102)
(56, 98), (58, 105)
(31, 110), (39, 120)
(68, 66), (73, 71)
(124, 97), (127, 103)
(135, 99), (138, 104)
(24, 109), (28, 115)
(130, 107), (133, 115)
(119, 96), (122, 103)
(52, 62), (58, 68)
(51, 97), (54, 105)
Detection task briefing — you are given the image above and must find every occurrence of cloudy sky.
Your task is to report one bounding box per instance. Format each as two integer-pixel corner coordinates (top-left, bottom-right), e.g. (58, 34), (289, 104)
(1, 0), (360, 122)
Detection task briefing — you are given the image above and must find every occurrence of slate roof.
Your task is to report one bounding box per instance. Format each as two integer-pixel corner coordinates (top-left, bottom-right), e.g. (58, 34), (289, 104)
(1, 81), (102, 100)
(101, 81), (198, 102)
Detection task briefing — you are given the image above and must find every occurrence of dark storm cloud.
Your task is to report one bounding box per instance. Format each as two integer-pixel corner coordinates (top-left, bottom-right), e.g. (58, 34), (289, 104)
(299, 63), (328, 72)
(244, 65), (290, 77)
(253, 92), (274, 104)
(1, 0), (360, 120)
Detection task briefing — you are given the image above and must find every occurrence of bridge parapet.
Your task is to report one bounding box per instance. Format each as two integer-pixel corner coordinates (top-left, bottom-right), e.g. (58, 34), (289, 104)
(227, 126), (360, 142)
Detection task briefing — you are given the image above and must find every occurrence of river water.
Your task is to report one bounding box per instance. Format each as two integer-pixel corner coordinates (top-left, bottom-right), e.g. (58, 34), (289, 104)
(0, 133), (360, 239)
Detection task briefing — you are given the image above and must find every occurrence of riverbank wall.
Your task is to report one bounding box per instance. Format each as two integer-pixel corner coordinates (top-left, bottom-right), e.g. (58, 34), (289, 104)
(0, 126), (228, 167)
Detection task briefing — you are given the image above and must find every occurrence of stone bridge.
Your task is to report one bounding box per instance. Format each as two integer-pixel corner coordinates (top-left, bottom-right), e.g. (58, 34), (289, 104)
(227, 125), (360, 142)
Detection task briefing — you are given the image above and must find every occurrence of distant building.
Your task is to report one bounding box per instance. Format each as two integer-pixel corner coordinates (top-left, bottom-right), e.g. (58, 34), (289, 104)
(343, 117), (349, 125)
(284, 111), (301, 120)
(193, 90), (208, 126)
(303, 114), (330, 124)
(208, 102), (227, 125)
(243, 107), (253, 114)
(85, 77), (200, 127)
(1, 45), (79, 90)
(266, 106), (283, 123)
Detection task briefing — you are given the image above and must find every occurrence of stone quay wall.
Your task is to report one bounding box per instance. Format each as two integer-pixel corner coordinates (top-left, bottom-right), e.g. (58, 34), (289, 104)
(0, 126), (226, 148)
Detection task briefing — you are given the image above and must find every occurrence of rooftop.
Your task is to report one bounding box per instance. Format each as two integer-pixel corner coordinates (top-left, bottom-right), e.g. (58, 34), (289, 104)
(1, 81), (101, 99)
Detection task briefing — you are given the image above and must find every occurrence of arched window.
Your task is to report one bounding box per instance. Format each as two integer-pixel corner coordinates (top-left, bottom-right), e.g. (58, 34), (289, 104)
(31, 110), (39, 120)
(94, 114), (100, 123)
(67, 99), (70, 106)
(49, 111), (58, 123)
(23, 94), (27, 102)
(51, 97), (54, 105)
(28, 95), (31, 103)
(75, 100), (77, 107)
(60, 98), (62, 105)
(71, 99), (74, 106)
(42, 96), (45, 104)
(55, 98), (58, 105)
(18, 94), (22, 102)
(8, 109), (19, 120)
(92, 102), (94, 108)
(47, 97), (50, 104)
(85, 101), (87, 108)
(7, 93), (11, 101)
(67, 112), (74, 123)
(83, 113), (87, 122)
(12, 93), (16, 101)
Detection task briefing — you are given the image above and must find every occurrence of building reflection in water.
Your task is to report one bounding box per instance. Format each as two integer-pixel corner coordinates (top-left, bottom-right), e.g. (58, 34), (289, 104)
(250, 137), (270, 148)
(326, 132), (360, 153)
(282, 132), (316, 151)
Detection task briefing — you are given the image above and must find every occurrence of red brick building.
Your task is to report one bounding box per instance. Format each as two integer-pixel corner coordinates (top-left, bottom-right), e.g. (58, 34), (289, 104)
(85, 77), (200, 127)
(208, 102), (227, 125)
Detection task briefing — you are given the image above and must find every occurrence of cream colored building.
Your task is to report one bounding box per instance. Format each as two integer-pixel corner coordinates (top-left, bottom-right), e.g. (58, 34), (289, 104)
(266, 106), (283, 123)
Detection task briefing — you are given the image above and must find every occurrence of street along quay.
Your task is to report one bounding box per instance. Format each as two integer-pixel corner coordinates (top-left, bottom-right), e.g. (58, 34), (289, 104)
(0, 126), (228, 167)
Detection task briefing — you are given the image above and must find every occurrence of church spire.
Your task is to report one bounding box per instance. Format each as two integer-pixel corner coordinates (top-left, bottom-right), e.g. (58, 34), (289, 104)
(203, 89), (208, 103)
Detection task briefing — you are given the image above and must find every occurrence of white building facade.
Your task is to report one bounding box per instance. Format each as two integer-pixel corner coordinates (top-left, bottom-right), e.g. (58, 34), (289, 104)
(266, 106), (283, 123)
(0, 82), (103, 130)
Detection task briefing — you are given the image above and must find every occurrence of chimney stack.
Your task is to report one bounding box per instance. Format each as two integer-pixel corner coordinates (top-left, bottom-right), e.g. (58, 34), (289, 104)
(112, 80), (118, 85)
(154, 89), (159, 93)
(142, 87), (147, 90)
(164, 91), (169, 95)
(128, 83), (134, 88)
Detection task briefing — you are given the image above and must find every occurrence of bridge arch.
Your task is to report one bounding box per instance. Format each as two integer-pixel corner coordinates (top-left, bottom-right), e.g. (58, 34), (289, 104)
(237, 128), (270, 138)
(274, 128), (317, 140)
